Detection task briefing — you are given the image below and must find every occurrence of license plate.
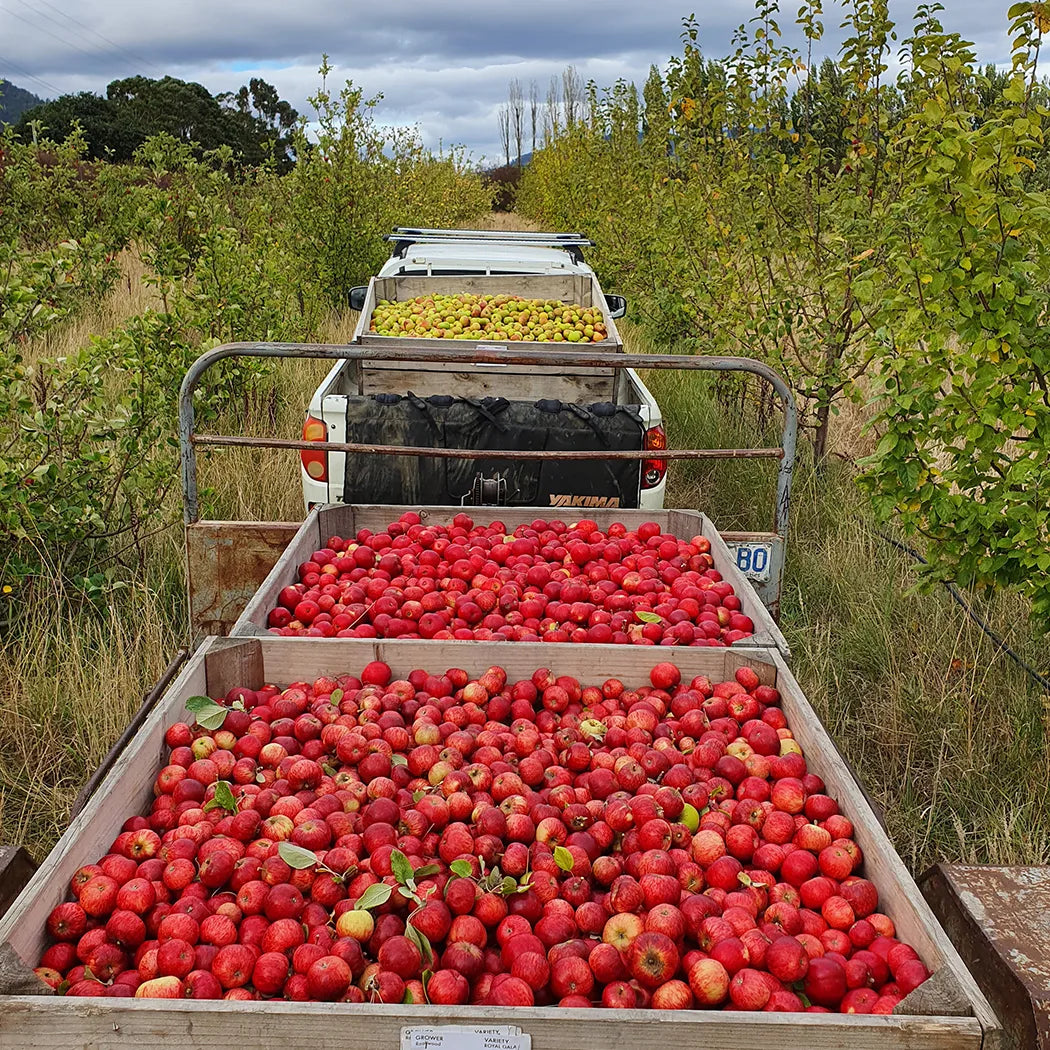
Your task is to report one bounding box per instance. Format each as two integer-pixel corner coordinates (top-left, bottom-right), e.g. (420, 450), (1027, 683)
(726, 541), (773, 583)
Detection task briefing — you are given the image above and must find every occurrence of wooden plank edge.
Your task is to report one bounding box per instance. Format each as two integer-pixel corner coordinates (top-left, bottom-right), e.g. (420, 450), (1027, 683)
(701, 513), (790, 658)
(766, 653), (1003, 1045)
(0, 995), (984, 1049)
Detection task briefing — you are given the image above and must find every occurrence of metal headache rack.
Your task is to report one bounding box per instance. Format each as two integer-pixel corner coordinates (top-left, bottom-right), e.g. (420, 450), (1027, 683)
(384, 227), (595, 261)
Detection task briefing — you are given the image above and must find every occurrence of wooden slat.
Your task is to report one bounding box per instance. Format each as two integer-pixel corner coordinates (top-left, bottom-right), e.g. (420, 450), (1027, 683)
(0, 650), (210, 968)
(0, 996), (981, 1050)
(768, 656), (1000, 1041)
(360, 367), (616, 402)
(247, 638), (777, 689)
(229, 504), (789, 658)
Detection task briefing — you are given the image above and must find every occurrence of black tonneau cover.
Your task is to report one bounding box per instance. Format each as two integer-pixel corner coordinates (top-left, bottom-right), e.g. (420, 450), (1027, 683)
(342, 395), (644, 507)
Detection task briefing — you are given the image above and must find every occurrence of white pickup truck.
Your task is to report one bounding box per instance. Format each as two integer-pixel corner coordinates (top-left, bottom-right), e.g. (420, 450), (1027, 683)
(299, 229), (667, 511)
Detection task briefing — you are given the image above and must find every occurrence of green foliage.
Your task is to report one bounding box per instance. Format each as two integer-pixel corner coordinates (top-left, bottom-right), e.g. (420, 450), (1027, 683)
(858, 4), (1050, 621)
(519, 1), (1050, 629)
(15, 75), (299, 168)
(1, 61), (490, 596)
(277, 58), (491, 301)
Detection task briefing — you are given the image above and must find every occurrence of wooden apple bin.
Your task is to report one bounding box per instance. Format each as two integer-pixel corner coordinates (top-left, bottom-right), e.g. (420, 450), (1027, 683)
(0, 639), (998, 1049)
(225, 504), (791, 658)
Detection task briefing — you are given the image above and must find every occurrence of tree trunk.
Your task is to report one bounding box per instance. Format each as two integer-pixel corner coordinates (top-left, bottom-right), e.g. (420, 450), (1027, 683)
(813, 401), (831, 472)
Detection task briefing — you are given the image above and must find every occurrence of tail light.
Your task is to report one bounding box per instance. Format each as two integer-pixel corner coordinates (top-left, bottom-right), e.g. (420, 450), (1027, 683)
(301, 415), (328, 482)
(641, 425), (667, 489)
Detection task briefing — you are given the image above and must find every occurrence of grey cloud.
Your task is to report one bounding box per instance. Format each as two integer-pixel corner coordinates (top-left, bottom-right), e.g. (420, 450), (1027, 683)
(0, 1), (1023, 161)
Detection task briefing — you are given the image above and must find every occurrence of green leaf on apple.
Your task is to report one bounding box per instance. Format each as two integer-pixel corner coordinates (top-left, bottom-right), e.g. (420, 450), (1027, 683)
(449, 859), (473, 879)
(277, 842), (319, 869)
(405, 921), (434, 964)
(185, 694), (228, 731)
(553, 845), (574, 872)
(390, 754), (408, 767)
(421, 969), (433, 997)
(330, 688), (344, 704)
(635, 610), (664, 624)
(204, 780), (237, 813)
(413, 863), (439, 878)
(737, 871), (753, 887)
(412, 790), (427, 803)
(354, 883), (392, 911)
(390, 849), (414, 886)
(500, 876), (518, 896)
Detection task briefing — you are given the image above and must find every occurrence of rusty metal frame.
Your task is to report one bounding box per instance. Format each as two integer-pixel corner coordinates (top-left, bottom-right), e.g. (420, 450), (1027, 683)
(178, 342), (797, 531)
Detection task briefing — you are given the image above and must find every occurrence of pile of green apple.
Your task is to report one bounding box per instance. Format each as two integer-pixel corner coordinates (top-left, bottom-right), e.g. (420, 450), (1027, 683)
(369, 294), (609, 342)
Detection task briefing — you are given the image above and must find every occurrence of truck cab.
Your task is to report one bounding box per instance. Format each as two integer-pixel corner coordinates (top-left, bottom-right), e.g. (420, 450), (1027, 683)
(300, 229), (667, 511)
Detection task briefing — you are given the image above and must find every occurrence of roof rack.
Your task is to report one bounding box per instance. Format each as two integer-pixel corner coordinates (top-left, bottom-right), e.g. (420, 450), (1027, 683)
(388, 227), (594, 246)
(385, 228), (594, 264)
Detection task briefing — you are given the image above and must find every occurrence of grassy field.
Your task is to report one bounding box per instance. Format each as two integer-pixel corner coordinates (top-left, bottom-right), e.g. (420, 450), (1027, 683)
(1, 217), (1048, 874)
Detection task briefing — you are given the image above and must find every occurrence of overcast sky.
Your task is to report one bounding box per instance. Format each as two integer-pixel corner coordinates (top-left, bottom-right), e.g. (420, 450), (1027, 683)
(0, 1), (1021, 164)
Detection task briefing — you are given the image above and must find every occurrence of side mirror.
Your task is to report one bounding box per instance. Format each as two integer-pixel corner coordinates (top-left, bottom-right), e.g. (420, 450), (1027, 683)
(349, 286), (368, 312)
(605, 293), (627, 319)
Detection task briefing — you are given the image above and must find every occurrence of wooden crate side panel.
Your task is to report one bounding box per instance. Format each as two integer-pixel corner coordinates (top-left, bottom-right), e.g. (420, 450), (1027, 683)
(0, 996), (982, 1050)
(204, 639), (265, 697)
(770, 656), (999, 1038)
(360, 360), (612, 376)
(0, 647), (214, 967)
(233, 507), (328, 633)
(383, 274), (584, 300)
(359, 366), (616, 402)
(254, 638), (778, 689)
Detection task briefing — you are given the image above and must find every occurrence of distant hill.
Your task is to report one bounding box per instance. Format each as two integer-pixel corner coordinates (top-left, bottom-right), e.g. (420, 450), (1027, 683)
(0, 79), (45, 125)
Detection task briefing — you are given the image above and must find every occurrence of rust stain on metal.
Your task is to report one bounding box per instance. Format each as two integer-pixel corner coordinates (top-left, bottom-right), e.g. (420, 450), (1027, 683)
(922, 864), (1050, 1050)
(187, 521), (301, 636)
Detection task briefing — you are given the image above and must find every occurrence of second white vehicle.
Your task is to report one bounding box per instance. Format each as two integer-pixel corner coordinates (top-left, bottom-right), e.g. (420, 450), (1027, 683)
(300, 228), (667, 511)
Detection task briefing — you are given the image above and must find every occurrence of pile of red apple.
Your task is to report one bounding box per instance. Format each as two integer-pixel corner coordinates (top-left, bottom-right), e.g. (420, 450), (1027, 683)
(264, 512), (757, 645)
(37, 659), (930, 1013)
